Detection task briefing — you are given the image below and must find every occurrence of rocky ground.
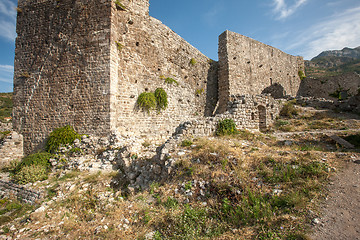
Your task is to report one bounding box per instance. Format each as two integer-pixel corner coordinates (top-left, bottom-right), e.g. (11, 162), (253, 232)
(0, 101), (359, 239)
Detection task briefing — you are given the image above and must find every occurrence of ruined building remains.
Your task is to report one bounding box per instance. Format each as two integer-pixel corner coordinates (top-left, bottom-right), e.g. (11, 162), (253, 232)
(12, 0), (304, 153)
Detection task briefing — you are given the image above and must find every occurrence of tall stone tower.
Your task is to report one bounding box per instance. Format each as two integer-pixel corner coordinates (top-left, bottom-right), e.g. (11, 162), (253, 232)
(13, 0), (217, 153)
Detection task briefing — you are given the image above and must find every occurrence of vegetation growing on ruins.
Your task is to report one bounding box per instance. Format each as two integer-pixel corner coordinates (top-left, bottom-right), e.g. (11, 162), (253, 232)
(137, 89), (169, 113)
(114, 0), (126, 10)
(329, 87), (349, 100)
(190, 58), (197, 66)
(164, 77), (179, 86)
(298, 70), (306, 80)
(45, 125), (81, 153)
(137, 92), (157, 112)
(216, 118), (238, 136)
(280, 100), (299, 118)
(9, 152), (52, 184)
(115, 41), (123, 51)
(154, 88), (168, 111)
(195, 88), (204, 95)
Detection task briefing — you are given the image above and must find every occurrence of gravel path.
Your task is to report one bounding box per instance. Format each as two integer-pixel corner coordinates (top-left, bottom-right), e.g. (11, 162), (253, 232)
(310, 159), (360, 240)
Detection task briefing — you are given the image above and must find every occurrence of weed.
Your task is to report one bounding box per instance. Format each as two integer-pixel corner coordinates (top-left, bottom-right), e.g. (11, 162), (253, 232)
(165, 205), (222, 239)
(137, 92), (156, 112)
(115, 41), (123, 51)
(150, 182), (160, 194)
(216, 119), (238, 136)
(190, 58), (197, 66)
(165, 77), (179, 85)
(163, 197), (179, 209)
(114, 0), (126, 10)
(46, 125), (81, 153)
(154, 88), (168, 111)
(298, 70), (306, 80)
(195, 88), (204, 95)
(46, 183), (60, 199)
(184, 181), (192, 190)
(20, 72), (30, 78)
(280, 102), (299, 118)
(181, 139), (193, 147)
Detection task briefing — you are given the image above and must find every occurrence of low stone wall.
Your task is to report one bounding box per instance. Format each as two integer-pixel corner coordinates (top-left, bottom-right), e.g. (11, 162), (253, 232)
(0, 132), (24, 166)
(0, 180), (42, 204)
(0, 122), (12, 132)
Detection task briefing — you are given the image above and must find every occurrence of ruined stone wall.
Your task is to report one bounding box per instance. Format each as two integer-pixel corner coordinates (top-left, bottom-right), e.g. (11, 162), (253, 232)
(175, 95), (281, 138)
(297, 72), (360, 99)
(13, 0), (112, 153)
(0, 132), (23, 166)
(218, 31), (303, 112)
(109, 0), (218, 143)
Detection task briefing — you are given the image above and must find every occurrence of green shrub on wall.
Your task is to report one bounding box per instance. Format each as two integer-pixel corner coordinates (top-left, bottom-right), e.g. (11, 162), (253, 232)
(137, 92), (157, 112)
(216, 119), (238, 136)
(190, 58), (197, 66)
(46, 125), (81, 153)
(298, 70), (306, 80)
(154, 88), (168, 111)
(137, 89), (169, 113)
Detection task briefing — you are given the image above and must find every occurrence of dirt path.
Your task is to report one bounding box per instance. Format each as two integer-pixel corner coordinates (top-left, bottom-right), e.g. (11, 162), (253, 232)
(310, 159), (360, 240)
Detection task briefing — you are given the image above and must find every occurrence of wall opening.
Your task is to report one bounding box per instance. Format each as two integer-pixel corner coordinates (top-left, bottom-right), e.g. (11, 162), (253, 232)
(258, 105), (267, 131)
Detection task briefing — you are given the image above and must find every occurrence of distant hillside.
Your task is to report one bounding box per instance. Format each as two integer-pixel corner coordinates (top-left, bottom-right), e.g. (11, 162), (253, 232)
(0, 92), (13, 122)
(313, 46), (360, 60)
(305, 46), (360, 78)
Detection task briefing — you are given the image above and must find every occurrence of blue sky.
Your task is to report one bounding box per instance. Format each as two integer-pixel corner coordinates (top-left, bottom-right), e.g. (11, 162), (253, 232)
(1, 0), (360, 93)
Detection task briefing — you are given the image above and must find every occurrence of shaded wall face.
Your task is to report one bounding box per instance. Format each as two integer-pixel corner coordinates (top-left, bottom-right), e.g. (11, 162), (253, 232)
(218, 31), (303, 112)
(110, 3), (218, 142)
(13, 0), (112, 153)
(297, 72), (360, 99)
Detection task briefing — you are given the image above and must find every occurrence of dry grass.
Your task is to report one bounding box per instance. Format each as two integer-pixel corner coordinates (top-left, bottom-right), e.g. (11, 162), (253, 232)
(3, 105), (358, 239)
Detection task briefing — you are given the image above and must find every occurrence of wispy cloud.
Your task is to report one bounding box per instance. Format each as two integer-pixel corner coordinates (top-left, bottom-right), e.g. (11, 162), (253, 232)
(287, 6), (360, 59)
(272, 0), (308, 20)
(0, 0), (16, 41)
(0, 64), (13, 85)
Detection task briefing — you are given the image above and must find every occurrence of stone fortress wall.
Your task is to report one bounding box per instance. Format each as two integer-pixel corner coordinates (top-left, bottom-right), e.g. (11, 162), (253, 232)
(218, 31), (304, 113)
(13, 0), (303, 154)
(13, 0), (113, 153)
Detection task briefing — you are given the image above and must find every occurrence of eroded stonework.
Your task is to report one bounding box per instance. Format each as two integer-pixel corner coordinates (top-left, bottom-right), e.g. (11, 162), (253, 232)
(13, 0), (303, 154)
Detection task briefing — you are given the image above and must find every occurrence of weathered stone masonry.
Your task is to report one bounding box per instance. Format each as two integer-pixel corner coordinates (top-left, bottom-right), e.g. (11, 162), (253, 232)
(218, 31), (304, 113)
(13, 0), (303, 154)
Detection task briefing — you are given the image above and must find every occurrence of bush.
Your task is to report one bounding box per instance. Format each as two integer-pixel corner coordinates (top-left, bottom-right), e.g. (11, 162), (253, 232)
(280, 102), (299, 118)
(190, 58), (197, 66)
(154, 88), (168, 111)
(137, 92), (156, 112)
(16, 152), (52, 172)
(216, 119), (238, 136)
(13, 164), (48, 184)
(46, 125), (81, 153)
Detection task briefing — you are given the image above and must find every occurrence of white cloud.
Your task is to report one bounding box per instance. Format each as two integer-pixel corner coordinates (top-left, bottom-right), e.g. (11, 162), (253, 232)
(0, 64), (13, 84)
(0, 0), (16, 41)
(272, 0), (308, 20)
(0, 19), (15, 40)
(287, 6), (360, 59)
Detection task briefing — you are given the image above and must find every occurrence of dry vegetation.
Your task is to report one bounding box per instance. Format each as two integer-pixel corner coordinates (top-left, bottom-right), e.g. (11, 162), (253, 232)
(1, 101), (360, 239)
